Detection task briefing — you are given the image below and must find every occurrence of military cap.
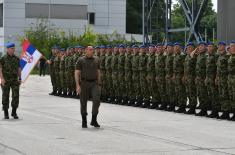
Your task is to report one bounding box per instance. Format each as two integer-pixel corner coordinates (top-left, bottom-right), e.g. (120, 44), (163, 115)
(94, 46), (100, 49)
(174, 42), (181, 46)
(106, 45), (112, 48)
(60, 48), (65, 52)
(131, 45), (139, 48)
(230, 40), (235, 44)
(6, 42), (15, 48)
(119, 44), (125, 48)
(198, 41), (207, 46)
(100, 45), (106, 49)
(186, 42), (194, 47)
(148, 44), (155, 48)
(139, 44), (146, 48)
(207, 41), (214, 46)
(218, 41), (226, 46)
(156, 43), (163, 47)
(166, 42), (173, 47)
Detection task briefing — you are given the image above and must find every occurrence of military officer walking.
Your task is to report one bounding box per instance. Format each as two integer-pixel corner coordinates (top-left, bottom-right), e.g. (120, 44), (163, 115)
(75, 46), (101, 128)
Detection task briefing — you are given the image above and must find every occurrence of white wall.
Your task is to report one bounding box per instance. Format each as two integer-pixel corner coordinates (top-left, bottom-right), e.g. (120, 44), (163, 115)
(88, 0), (126, 34)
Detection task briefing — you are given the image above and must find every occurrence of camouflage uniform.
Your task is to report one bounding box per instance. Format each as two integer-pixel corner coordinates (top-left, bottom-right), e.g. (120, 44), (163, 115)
(0, 54), (20, 110)
(118, 52), (126, 100)
(146, 51), (160, 106)
(205, 52), (219, 112)
(228, 54), (235, 111)
(195, 51), (209, 111)
(64, 55), (70, 94)
(68, 53), (75, 94)
(165, 53), (175, 108)
(216, 52), (230, 111)
(111, 52), (119, 100)
(131, 51), (140, 101)
(54, 55), (61, 93)
(173, 52), (187, 109)
(105, 52), (113, 100)
(59, 55), (67, 94)
(155, 52), (167, 105)
(139, 51), (148, 103)
(100, 52), (107, 99)
(124, 51), (133, 100)
(49, 55), (56, 93)
(184, 54), (197, 109)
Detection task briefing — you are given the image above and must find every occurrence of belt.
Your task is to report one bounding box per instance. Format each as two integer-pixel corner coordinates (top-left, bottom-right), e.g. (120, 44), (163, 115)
(81, 78), (97, 82)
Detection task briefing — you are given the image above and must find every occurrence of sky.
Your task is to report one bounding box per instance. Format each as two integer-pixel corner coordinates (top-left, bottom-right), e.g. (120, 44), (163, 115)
(173, 0), (217, 12)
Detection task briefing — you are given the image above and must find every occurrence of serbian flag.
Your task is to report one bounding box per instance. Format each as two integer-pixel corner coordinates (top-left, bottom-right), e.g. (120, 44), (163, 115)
(20, 39), (42, 82)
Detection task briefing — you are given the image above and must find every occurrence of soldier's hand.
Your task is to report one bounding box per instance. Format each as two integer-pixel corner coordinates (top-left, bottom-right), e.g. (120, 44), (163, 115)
(1, 78), (5, 86)
(76, 85), (81, 95)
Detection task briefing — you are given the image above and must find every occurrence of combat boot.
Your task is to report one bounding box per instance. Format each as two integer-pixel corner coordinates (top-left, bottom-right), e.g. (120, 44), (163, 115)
(49, 90), (56, 95)
(142, 99), (150, 108)
(149, 102), (157, 109)
(90, 115), (100, 128)
(185, 108), (195, 114)
(3, 109), (9, 119)
(82, 115), (87, 128)
(195, 109), (207, 116)
(11, 108), (19, 119)
(207, 110), (218, 118)
(218, 111), (229, 119)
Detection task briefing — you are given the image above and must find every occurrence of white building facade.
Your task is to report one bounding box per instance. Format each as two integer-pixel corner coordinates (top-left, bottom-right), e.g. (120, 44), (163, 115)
(0, 0), (141, 54)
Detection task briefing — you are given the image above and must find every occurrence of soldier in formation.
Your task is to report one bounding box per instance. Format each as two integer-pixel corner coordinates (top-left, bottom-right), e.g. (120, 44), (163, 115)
(48, 41), (235, 121)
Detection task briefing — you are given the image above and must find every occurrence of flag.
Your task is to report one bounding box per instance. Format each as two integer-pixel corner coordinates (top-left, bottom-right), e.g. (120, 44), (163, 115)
(20, 39), (42, 82)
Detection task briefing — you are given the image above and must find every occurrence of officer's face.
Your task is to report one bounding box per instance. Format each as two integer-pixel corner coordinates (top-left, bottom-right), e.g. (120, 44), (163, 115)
(167, 46), (173, 54)
(157, 46), (162, 53)
(86, 46), (94, 57)
(100, 48), (105, 53)
(114, 47), (118, 53)
(186, 46), (194, 54)
(119, 48), (124, 53)
(133, 48), (138, 54)
(230, 43), (235, 54)
(207, 45), (214, 54)
(198, 44), (206, 53)
(7, 47), (15, 55)
(218, 45), (226, 52)
(174, 45), (181, 54)
(149, 47), (154, 53)
(140, 48), (145, 54)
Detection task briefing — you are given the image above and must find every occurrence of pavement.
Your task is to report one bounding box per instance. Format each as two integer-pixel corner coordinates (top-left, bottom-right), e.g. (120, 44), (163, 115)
(0, 75), (235, 155)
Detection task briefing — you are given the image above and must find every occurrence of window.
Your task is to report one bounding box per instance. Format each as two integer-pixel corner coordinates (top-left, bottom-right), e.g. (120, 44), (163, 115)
(0, 3), (3, 27)
(25, 3), (87, 20)
(88, 13), (95, 25)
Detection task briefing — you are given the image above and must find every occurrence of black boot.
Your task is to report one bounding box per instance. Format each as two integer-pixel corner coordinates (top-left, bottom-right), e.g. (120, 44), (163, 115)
(3, 109), (9, 119)
(82, 115), (87, 128)
(11, 108), (19, 119)
(90, 114), (100, 128)
(49, 90), (56, 95)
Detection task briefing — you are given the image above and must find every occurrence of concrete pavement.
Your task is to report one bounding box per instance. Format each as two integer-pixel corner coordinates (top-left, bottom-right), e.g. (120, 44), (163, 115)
(0, 75), (235, 155)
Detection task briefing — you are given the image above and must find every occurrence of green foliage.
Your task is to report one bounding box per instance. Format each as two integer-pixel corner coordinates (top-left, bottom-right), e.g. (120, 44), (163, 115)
(20, 19), (131, 59)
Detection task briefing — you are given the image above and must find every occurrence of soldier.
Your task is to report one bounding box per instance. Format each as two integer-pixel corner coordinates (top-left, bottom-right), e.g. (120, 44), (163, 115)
(95, 46), (101, 58)
(104, 45), (113, 103)
(173, 42), (187, 113)
(111, 45), (119, 104)
(146, 44), (159, 108)
(184, 42), (197, 114)
(194, 42), (209, 116)
(75, 46), (101, 128)
(216, 41), (230, 119)
(228, 40), (235, 120)
(0, 42), (21, 119)
(48, 46), (59, 95)
(164, 43), (175, 111)
(205, 42), (219, 118)
(117, 44), (126, 105)
(54, 48), (62, 96)
(131, 45), (141, 106)
(65, 47), (71, 97)
(99, 45), (107, 102)
(155, 43), (167, 109)
(124, 45), (133, 105)
(59, 48), (67, 97)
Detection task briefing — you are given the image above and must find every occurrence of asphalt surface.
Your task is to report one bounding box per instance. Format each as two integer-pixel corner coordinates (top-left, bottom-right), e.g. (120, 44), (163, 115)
(0, 75), (235, 155)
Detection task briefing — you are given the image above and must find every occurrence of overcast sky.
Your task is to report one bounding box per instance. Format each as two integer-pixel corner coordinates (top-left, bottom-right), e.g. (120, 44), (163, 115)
(173, 0), (217, 12)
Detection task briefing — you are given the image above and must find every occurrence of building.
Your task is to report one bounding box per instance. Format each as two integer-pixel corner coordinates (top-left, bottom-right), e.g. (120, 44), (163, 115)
(0, 0), (142, 54)
(217, 0), (235, 42)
